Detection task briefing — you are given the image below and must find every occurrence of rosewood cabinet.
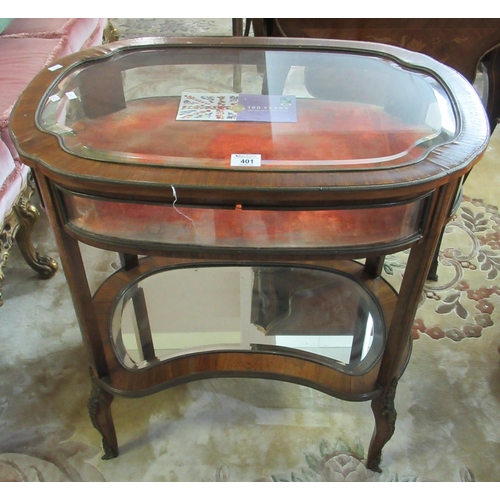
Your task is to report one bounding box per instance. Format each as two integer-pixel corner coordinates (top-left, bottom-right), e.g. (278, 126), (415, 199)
(9, 37), (489, 471)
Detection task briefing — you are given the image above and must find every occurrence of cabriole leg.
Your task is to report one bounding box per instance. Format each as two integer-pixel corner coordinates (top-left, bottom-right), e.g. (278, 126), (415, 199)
(88, 368), (118, 460)
(366, 380), (398, 472)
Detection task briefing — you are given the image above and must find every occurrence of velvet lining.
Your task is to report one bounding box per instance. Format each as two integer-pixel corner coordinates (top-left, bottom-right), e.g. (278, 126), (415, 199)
(66, 193), (421, 250)
(69, 97), (434, 169)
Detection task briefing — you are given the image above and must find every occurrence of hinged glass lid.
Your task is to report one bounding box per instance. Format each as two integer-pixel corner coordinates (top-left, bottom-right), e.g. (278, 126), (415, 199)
(38, 45), (457, 171)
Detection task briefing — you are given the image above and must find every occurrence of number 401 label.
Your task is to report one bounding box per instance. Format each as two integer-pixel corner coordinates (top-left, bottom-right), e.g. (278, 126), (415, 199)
(230, 154), (262, 167)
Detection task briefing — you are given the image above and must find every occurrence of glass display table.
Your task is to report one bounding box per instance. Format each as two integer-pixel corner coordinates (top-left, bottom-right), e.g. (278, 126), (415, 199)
(9, 37), (489, 471)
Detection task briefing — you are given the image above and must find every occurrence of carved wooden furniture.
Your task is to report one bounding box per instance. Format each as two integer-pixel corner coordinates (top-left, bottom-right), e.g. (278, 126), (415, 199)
(9, 37), (489, 471)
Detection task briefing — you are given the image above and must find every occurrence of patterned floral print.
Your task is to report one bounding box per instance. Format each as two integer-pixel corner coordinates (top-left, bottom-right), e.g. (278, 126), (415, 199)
(216, 438), (475, 482)
(381, 195), (500, 342)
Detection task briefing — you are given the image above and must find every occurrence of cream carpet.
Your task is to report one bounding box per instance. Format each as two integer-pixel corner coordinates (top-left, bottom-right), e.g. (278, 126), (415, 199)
(0, 18), (499, 482)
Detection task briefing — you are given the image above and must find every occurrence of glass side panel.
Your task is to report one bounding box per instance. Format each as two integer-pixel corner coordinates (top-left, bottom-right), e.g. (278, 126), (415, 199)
(110, 266), (386, 375)
(38, 47), (456, 171)
(61, 190), (426, 250)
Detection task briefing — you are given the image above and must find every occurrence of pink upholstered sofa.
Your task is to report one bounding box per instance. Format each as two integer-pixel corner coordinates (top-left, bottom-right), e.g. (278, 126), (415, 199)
(0, 18), (113, 305)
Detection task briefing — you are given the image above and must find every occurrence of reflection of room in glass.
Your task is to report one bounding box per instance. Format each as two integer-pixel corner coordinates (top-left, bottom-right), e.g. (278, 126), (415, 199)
(114, 266), (384, 373)
(249, 267), (378, 365)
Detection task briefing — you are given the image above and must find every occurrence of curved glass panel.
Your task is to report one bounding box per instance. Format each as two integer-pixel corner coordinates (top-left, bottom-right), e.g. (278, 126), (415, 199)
(61, 189), (426, 250)
(110, 266), (386, 375)
(38, 46), (456, 171)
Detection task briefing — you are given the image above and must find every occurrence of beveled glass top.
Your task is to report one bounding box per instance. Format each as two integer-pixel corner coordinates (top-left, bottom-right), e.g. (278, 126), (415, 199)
(38, 44), (457, 172)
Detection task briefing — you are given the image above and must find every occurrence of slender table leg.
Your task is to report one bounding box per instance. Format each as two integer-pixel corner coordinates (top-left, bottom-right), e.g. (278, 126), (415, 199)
(348, 295), (370, 365)
(118, 253), (158, 362)
(232, 19), (243, 93)
(35, 173), (119, 458)
(88, 368), (118, 459)
(232, 18), (243, 37)
(366, 180), (460, 471)
(364, 256), (384, 278)
(119, 252), (139, 271)
(426, 229), (445, 281)
(366, 381), (399, 472)
(128, 284), (158, 363)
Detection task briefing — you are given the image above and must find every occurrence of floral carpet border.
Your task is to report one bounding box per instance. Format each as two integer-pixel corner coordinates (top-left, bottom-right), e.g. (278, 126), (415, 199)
(383, 195), (500, 342)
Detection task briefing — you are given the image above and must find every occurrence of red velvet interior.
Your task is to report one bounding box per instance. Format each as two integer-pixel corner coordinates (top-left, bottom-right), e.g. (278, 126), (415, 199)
(69, 97), (434, 169)
(67, 193), (421, 249)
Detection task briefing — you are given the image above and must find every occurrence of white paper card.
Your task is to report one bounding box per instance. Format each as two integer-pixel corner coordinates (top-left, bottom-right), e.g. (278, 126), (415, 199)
(230, 154), (261, 167)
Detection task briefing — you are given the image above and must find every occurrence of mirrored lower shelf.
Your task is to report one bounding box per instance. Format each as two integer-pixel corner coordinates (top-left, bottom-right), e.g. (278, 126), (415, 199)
(109, 264), (387, 376)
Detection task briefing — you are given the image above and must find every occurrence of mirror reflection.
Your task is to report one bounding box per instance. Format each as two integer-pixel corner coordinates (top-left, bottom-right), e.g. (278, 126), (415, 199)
(111, 266), (386, 375)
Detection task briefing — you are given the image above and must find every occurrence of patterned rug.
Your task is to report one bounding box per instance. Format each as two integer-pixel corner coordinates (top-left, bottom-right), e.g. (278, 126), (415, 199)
(392, 195), (500, 344)
(1, 18), (499, 483)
